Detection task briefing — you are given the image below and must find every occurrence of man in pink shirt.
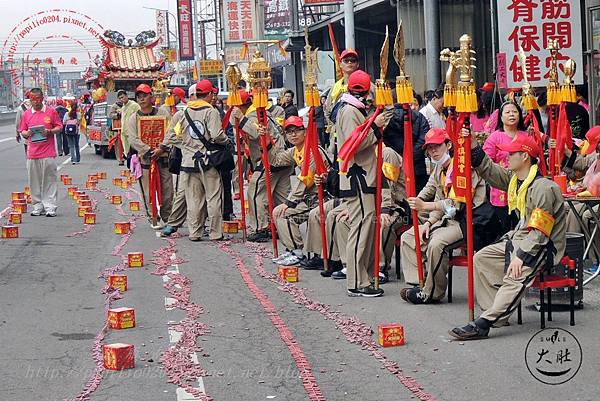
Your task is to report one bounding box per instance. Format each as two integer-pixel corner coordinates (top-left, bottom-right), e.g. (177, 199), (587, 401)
(18, 88), (63, 216)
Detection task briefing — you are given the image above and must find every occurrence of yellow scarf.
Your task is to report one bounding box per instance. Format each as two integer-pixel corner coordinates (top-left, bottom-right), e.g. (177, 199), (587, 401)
(330, 78), (347, 105)
(507, 164), (538, 216)
(187, 99), (212, 109)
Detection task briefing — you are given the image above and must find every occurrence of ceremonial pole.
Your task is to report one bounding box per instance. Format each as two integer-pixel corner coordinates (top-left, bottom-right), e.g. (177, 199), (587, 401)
(372, 27), (393, 290)
(247, 50), (278, 256)
(455, 34), (478, 321)
(546, 40), (561, 177)
(300, 30), (330, 272)
(394, 21), (425, 288)
(225, 62), (247, 241)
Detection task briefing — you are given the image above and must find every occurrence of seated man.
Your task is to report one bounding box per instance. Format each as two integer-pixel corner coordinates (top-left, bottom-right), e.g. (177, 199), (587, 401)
(270, 116), (329, 266)
(400, 128), (486, 304)
(450, 133), (566, 340)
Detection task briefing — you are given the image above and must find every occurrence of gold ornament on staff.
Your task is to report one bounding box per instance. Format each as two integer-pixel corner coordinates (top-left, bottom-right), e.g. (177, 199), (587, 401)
(394, 21), (413, 104)
(517, 46), (539, 111)
(225, 62), (243, 106)
(247, 50), (271, 108)
(375, 26), (393, 106)
(455, 34), (477, 113)
(440, 48), (459, 108)
(304, 28), (320, 107)
(546, 39), (561, 106)
(561, 58), (577, 103)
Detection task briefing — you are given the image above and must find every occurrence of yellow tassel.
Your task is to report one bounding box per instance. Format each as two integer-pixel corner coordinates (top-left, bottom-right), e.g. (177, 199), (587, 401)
(561, 84), (576, 103)
(547, 87), (560, 106)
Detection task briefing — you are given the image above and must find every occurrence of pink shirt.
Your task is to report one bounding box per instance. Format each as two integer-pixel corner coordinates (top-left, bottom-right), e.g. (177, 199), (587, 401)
(19, 105), (63, 159)
(483, 130), (527, 207)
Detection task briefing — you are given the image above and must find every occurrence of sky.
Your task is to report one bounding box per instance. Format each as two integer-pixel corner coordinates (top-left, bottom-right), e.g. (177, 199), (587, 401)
(0, 0), (179, 72)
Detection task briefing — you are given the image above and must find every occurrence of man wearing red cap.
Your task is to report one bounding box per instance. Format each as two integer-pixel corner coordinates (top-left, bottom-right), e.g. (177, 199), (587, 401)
(450, 132), (566, 340)
(126, 83), (173, 227)
(230, 89), (292, 242)
(160, 80), (230, 240)
(335, 70), (386, 297)
(400, 128), (486, 304)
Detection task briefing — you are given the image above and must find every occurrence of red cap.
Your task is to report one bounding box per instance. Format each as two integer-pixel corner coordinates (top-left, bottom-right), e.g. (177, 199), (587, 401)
(284, 116), (304, 130)
(585, 126), (600, 155)
(422, 128), (450, 149)
(480, 82), (495, 92)
(172, 87), (186, 102)
(347, 70), (371, 93)
(498, 134), (539, 157)
(340, 48), (358, 60)
(239, 89), (252, 104)
(196, 79), (217, 95)
(135, 84), (152, 94)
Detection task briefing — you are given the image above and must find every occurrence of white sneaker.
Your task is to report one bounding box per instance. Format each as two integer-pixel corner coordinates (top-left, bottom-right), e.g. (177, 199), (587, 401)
(272, 251), (292, 263)
(31, 209), (44, 216)
(279, 254), (305, 266)
(45, 210), (57, 217)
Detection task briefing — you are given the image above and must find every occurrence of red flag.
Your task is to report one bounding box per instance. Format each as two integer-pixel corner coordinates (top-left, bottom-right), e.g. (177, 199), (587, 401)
(556, 102), (572, 168)
(337, 107), (382, 173)
(148, 160), (162, 221)
(451, 114), (468, 202)
(525, 110), (548, 176)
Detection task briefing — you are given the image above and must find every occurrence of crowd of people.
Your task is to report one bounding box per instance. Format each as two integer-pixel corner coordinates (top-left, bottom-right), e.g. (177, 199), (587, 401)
(13, 46), (598, 340)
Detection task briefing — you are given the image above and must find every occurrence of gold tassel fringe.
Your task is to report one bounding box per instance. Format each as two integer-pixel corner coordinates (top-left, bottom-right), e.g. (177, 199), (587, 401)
(395, 77), (413, 104)
(561, 83), (577, 103)
(443, 84), (457, 108)
(456, 83), (477, 113)
(304, 86), (320, 107)
(375, 79), (393, 107)
(522, 94), (539, 111)
(227, 89), (242, 107)
(547, 86), (560, 106)
(252, 87), (268, 109)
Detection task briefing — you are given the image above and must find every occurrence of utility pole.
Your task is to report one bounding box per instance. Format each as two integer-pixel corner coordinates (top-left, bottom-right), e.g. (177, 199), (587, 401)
(343, 0), (355, 49)
(423, 0), (440, 90)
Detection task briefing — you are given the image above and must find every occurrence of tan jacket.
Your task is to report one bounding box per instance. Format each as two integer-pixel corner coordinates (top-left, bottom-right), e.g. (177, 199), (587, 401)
(237, 108), (284, 168)
(126, 106), (171, 165)
(163, 105), (229, 170)
(417, 159), (486, 226)
(473, 147), (566, 266)
(120, 100), (140, 139)
(335, 101), (378, 197)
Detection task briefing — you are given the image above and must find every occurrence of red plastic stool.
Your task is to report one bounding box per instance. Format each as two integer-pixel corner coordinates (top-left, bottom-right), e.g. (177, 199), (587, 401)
(447, 242), (468, 303)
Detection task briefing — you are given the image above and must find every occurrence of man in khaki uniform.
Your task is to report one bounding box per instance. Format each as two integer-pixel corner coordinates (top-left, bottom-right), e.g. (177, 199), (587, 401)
(126, 84), (173, 227)
(118, 89), (140, 163)
(450, 133), (566, 340)
(230, 90), (292, 242)
(269, 116), (330, 265)
(335, 70), (386, 297)
(302, 198), (345, 275)
(400, 128), (486, 304)
(161, 80), (229, 241)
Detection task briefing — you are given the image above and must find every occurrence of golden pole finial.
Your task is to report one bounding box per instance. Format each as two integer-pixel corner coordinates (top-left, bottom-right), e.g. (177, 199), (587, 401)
(304, 28), (320, 107)
(375, 26), (393, 106)
(393, 21), (413, 104)
(546, 39), (561, 105)
(455, 34), (477, 113)
(517, 46), (539, 111)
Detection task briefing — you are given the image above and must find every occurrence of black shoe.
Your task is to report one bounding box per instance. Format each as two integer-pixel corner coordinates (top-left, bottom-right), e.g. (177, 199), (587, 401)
(248, 230), (270, 242)
(331, 270), (346, 280)
(320, 260), (343, 277)
(400, 287), (430, 304)
(300, 256), (323, 270)
(348, 285), (384, 297)
(449, 322), (490, 341)
(118, 161), (125, 166)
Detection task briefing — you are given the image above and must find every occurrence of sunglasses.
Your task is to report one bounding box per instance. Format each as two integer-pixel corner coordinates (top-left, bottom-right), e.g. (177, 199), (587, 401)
(342, 58), (358, 64)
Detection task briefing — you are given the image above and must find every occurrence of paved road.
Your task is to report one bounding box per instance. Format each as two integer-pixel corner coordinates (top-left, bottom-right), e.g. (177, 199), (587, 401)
(0, 123), (598, 401)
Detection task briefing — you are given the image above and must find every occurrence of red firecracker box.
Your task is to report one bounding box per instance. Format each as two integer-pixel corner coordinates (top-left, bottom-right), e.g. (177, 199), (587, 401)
(13, 203), (27, 213)
(107, 275), (127, 292)
(85, 181), (96, 190)
(223, 221), (239, 234)
(120, 170), (130, 177)
(98, 172), (107, 179)
(74, 191), (86, 200)
(113, 178), (123, 187)
(60, 174), (69, 182)
(235, 219), (245, 230)
(129, 201), (140, 211)
(84, 213), (96, 225)
(128, 252), (144, 267)
(378, 324), (405, 347)
(12, 199), (26, 208)
(128, 176), (136, 184)
(9, 212), (22, 225)
(108, 307), (136, 329)
(11, 191), (25, 201)
(76, 195), (90, 205)
(63, 177), (73, 185)
(24, 186), (31, 196)
(278, 266), (299, 282)
(78, 206), (92, 217)
(87, 174), (98, 182)
(103, 343), (134, 370)
(111, 195), (122, 205)
(2, 225), (19, 238)
(114, 222), (130, 234)
(120, 180), (129, 189)
(79, 199), (92, 208)
(67, 187), (78, 197)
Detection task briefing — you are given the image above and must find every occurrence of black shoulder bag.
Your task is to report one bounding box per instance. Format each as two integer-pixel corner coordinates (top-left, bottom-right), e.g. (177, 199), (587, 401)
(184, 109), (234, 172)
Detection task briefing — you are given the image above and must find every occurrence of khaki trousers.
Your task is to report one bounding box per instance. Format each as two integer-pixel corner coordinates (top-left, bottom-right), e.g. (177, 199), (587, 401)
(181, 169), (223, 239)
(345, 191), (376, 290)
(247, 167), (292, 231)
(400, 219), (463, 300)
(275, 202), (311, 251)
(27, 157), (58, 213)
(475, 239), (548, 324)
(304, 200), (342, 260)
(141, 163), (174, 223)
(166, 175), (187, 228)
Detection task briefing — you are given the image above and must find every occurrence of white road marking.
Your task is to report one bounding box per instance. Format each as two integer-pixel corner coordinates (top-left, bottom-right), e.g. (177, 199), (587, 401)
(0, 137), (14, 143)
(57, 143), (90, 171)
(165, 250), (206, 401)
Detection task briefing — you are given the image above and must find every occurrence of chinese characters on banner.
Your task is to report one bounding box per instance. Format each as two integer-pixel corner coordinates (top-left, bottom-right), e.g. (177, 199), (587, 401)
(497, 0), (583, 88)
(265, 0), (290, 39)
(224, 0), (256, 43)
(177, 0), (195, 61)
(156, 10), (168, 47)
(138, 116), (167, 149)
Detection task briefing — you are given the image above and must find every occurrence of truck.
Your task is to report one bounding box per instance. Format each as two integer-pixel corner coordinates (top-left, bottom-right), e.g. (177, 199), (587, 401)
(87, 101), (117, 159)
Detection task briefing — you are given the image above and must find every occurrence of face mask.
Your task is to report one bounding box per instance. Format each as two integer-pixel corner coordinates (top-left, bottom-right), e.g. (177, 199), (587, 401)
(431, 152), (450, 167)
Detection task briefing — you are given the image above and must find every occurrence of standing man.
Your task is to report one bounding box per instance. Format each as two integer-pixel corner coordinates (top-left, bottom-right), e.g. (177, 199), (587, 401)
(281, 89), (299, 119)
(54, 100), (68, 156)
(336, 70), (387, 297)
(419, 89), (445, 129)
(450, 133), (566, 340)
(126, 84), (173, 227)
(117, 89), (140, 166)
(18, 88), (63, 217)
(161, 79), (230, 241)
